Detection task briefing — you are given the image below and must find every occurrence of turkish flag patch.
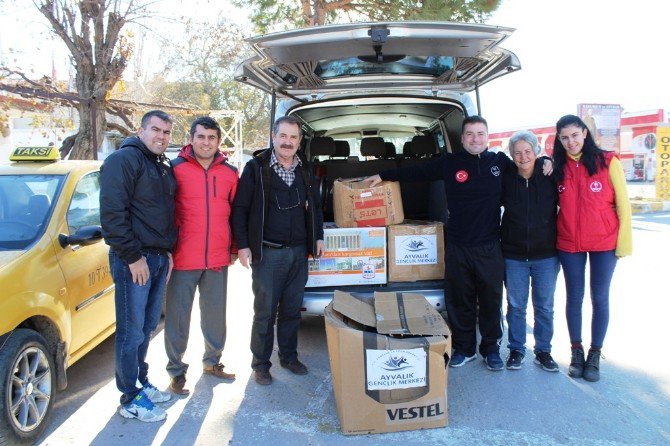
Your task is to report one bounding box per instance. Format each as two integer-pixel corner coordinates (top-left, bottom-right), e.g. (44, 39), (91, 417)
(455, 170), (469, 183)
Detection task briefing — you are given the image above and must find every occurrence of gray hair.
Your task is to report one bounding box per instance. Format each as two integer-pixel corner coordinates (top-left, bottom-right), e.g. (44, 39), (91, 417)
(272, 115), (303, 136)
(508, 130), (540, 156)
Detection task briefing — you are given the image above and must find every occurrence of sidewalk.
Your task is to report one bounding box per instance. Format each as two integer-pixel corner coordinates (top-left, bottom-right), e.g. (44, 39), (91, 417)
(627, 181), (670, 214)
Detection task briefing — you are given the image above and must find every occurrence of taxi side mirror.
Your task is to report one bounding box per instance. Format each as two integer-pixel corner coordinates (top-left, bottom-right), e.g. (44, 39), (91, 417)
(58, 225), (103, 248)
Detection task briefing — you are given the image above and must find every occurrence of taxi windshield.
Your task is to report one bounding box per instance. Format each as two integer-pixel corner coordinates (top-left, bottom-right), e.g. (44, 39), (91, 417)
(0, 175), (64, 250)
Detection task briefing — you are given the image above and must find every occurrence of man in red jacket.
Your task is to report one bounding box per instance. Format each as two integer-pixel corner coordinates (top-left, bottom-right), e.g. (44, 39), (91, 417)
(164, 116), (239, 395)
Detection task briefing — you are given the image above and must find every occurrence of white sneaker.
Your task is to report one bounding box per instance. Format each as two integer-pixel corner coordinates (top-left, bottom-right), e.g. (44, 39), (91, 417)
(119, 391), (166, 422)
(143, 382), (171, 403)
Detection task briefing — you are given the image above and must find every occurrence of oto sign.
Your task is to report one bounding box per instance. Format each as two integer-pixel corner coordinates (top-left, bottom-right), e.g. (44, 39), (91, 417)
(656, 126), (670, 200)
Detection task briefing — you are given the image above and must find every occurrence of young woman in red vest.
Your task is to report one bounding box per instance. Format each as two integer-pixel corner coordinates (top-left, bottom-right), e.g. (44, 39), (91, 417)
(553, 114), (632, 382)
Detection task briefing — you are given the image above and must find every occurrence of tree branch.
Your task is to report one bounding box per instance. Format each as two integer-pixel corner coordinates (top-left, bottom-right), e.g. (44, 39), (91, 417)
(106, 121), (132, 135)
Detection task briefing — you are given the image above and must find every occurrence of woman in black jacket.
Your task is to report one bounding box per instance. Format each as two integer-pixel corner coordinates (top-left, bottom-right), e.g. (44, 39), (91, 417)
(501, 130), (560, 372)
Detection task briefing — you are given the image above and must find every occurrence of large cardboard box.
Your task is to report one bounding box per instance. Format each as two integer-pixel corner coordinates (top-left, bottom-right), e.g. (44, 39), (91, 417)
(333, 178), (404, 228)
(324, 291), (451, 435)
(388, 221), (445, 282)
(306, 226), (387, 287)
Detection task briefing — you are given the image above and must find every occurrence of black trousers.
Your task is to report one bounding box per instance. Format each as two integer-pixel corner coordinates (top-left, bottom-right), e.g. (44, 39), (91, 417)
(444, 241), (504, 357)
(250, 244), (308, 371)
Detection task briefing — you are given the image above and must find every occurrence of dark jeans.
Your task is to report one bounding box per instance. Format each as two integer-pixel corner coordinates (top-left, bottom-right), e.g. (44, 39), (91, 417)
(504, 256), (559, 354)
(164, 268), (229, 378)
(250, 245), (308, 371)
(558, 250), (617, 349)
(444, 241), (504, 357)
(109, 250), (169, 405)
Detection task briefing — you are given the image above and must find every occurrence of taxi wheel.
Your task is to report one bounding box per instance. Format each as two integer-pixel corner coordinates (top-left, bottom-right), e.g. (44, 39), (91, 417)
(0, 329), (55, 445)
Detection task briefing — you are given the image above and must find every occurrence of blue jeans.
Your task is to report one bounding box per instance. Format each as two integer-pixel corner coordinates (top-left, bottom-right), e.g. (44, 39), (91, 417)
(250, 245), (308, 371)
(558, 250), (617, 350)
(504, 257), (559, 354)
(110, 250), (169, 405)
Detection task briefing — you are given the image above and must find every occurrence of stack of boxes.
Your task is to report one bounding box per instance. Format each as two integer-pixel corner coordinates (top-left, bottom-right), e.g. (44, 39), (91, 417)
(312, 178), (451, 435)
(307, 178), (445, 287)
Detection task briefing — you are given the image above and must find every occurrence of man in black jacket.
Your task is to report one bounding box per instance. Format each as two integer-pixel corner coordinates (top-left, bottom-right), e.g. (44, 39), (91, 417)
(231, 115), (324, 386)
(100, 110), (177, 422)
(501, 130), (559, 372)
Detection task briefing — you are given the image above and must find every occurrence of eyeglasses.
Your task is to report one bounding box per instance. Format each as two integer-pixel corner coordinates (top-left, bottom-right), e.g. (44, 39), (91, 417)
(275, 189), (301, 210)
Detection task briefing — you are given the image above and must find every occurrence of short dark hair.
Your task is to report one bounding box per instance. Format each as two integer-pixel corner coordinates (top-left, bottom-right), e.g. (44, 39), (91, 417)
(272, 115), (303, 136)
(140, 110), (172, 128)
(462, 115), (488, 133)
(190, 116), (222, 140)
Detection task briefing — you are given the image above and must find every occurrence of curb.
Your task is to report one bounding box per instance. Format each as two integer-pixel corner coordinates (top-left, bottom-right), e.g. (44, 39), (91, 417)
(630, 200), (670, 214)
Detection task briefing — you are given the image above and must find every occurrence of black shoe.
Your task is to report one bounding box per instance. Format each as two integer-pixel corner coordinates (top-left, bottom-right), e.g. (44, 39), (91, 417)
(484, 352), (504, 371)
(583, 349), (601, 382)
(449, 352), (477, 368)
(505, 350), (525, 370)
(534, 351), (559, 372)
(568, 346), (585, 378)
(254, 370), (272, 385)
(280, 359), (308, 375)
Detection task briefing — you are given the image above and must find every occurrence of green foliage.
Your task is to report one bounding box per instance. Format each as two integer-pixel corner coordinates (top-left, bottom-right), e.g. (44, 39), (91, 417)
(153, 14), (270, 148)
(231, 0), (313, 33)
(220, 81), (270, 149)
(233, 0), (502, 33)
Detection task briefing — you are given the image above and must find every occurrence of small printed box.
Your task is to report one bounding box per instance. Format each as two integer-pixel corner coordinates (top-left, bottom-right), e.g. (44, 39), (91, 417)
(388, 221), (445, 282)
(306, 225), (386, 287)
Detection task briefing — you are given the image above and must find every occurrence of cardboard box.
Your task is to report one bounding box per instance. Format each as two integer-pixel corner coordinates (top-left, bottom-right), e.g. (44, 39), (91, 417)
(333, 178), (404, 228)
(306, 226), (387, 287)
(388, 221), (445, 282)
(324, 291), (451, 435)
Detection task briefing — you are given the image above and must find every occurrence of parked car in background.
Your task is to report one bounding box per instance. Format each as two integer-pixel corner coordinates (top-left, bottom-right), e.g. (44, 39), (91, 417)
(236, 21), (521, 315)
(0, 147), (114, 444)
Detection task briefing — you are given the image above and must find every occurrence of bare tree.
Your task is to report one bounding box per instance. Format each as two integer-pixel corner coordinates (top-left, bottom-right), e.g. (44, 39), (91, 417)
(32, 0), (143, 159)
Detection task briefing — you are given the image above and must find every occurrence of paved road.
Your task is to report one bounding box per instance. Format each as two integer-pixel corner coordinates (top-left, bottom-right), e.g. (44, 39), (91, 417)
(37, 213), (670, 445)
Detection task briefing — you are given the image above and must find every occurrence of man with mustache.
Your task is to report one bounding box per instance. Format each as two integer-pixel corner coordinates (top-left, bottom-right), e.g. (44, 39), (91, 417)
(231, 115), (324, 385)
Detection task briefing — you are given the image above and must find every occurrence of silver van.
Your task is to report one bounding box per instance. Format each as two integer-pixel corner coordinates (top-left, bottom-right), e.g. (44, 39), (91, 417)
(236, 21), (520, 314)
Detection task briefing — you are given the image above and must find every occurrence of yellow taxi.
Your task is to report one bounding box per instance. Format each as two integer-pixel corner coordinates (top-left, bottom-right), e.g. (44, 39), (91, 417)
(0, 147), (115, 444)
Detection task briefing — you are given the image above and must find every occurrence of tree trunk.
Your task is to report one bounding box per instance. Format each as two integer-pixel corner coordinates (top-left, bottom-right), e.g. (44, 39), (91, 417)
(69, 99), (106, 160)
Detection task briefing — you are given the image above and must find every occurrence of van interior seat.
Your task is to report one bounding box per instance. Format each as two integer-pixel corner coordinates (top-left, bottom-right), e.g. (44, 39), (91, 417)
(309, 136), (336, 161)
(399, 135), (445, 221)
(410, 135), (437, 158)
(384, 142), (397, 158)
(360, 137), (385, 158)
(319, 139), (363, 221)
(402, 141), (412, 157)
(333, 140), (350, 159)
(319, 137), (394, 222)
(308, 136), (336, 205)
(359, 137), (397, 176)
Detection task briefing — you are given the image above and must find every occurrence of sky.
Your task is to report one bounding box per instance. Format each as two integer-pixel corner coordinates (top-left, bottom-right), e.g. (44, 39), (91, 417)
(1, 0), (667, 133)
(480, 0), (669, 131)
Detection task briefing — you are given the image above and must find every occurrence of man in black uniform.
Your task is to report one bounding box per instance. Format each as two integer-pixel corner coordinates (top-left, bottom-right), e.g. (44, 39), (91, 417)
(366, 116), (509, 371)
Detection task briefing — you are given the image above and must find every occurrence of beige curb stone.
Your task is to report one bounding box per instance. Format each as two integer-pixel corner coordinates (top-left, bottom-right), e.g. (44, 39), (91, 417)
(630, 200), (670, 214)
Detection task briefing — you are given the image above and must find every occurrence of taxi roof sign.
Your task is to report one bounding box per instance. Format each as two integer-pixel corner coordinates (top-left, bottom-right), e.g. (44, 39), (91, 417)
(10, 146), (60, 162)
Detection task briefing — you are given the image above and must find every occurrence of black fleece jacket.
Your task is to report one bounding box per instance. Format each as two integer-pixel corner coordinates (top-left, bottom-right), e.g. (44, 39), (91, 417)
(230, 149), (324, 264)
(100, 136), (177, 264)
(501, 159), (558, 260)
(381, 149), (510, 248)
